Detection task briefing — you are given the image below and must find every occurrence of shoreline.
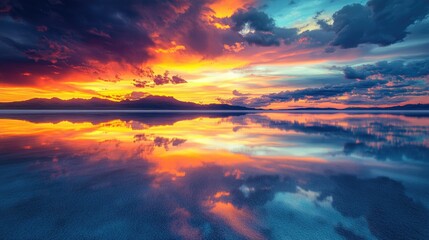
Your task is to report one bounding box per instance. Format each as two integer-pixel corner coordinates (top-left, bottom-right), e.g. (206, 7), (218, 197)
(0, 109), (429, 114)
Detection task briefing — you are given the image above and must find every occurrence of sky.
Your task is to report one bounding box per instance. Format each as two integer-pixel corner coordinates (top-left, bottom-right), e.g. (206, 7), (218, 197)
(0, 0), (428, 109)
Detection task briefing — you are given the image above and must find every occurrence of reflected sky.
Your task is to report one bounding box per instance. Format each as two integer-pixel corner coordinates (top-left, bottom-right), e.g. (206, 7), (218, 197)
(1, 112), (429, 240)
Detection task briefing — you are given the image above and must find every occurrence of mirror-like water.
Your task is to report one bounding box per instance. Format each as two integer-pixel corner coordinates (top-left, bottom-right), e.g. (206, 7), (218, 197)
(1, 112), (428, 240)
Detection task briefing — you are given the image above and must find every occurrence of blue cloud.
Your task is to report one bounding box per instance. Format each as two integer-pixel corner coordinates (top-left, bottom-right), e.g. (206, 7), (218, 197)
(331, 0), (429, 48)
(343, 59), (429, 80)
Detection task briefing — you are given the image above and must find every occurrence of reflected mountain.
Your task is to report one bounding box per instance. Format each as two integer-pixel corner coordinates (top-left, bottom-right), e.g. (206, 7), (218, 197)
(0, 111), (249, 125)
(1, 112), (429, 239)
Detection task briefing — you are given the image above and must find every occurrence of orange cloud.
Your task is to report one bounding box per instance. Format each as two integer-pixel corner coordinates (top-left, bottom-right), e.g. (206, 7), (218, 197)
(209, 0), (256, 18)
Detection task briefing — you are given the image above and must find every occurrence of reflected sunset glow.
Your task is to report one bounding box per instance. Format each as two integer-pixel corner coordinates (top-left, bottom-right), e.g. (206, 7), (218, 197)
(1, 112), (429, 239)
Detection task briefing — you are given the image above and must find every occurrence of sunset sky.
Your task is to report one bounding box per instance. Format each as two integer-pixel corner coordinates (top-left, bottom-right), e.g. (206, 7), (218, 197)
(0, 0), (428, 109)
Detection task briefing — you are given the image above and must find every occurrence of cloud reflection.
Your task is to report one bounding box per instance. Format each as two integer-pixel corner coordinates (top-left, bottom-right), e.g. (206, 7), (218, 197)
(0, 112), (429, 239)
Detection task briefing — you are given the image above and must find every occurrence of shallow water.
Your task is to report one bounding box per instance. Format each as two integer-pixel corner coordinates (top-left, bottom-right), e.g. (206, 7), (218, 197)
(0, 112), (428, 240)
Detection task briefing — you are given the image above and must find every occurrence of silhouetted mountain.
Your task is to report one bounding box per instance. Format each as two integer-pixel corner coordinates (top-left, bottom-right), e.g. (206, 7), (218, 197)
(289, 104), (429, 111)
(0, 96), (254, 110)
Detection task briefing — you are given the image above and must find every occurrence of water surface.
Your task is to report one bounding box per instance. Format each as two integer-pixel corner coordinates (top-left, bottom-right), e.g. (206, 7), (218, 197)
(1, 112), (428, 239)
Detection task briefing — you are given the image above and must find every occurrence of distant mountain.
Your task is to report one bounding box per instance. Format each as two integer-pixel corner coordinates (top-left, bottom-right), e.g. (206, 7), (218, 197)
(0, 96), (254, 110)
(289, 104), (429, 111)
(1, 97), (427, 111)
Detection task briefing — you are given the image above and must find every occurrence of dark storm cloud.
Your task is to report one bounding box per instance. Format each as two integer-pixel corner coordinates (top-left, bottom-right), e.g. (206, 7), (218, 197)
(331, 0), (429, 48)
(0, 59), (69, 85)
(228, 7), (332, 48)
(160, 0), (242, 57)
(0, 0), (154, 84)
(231, 8), (276, 32)
(1, 0), (156, 63)
(343, 59), (429, 80)
(241, 32), (282, 46)
(343, 67), (368, 80)
(230, 8), (298, 47)
(229, 0), (429, 49)
(299, 29), (335, 47)
(0, 0), (236, 85)
(230, 7), (331, 47)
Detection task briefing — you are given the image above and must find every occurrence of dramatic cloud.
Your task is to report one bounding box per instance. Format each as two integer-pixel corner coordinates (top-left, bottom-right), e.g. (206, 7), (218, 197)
(230, 8), (298, 46)
(298, 29), (335, 48)
(265, 80), (384, 102)
(228, 7), (333, 48)
(231, 8), (276, 32)
(133, 67), (187, 88)
(218, 95), (273, 108)
(229, 0), (429, 49)
(0, 0), (238, 85)
(221, 58), (429, 108)
(343, 59), (429, 80)
(220, 76), (429, 107)
(331, 0), (429, 48)
(0, 0), (158, 83)
(220, 80), (384, 107)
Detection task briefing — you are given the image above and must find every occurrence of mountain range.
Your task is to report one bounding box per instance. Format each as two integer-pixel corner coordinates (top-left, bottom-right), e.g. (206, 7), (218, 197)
(0, 96), (428, 111)
(0, 96), (254, 110)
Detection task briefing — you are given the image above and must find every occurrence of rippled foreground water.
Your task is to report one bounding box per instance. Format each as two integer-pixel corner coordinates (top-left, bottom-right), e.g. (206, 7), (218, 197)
(1, 112), (428, 240)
